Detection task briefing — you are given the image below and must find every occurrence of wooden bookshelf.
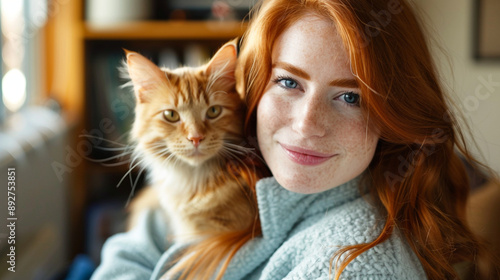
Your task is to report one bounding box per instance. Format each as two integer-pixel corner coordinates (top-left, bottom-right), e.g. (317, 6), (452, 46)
(83, 20), (247, 40)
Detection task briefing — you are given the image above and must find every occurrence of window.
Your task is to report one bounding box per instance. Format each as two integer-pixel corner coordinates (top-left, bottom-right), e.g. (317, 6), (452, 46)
(1, 0), (47, 121)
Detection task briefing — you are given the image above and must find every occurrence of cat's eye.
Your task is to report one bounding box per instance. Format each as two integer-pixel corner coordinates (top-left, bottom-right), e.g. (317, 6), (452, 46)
(206, 105), (222, 119)
(163, 110), (180, 122)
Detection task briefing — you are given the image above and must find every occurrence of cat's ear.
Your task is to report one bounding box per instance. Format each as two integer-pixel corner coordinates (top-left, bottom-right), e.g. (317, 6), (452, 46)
(205, 42), (237, 89)
(124, 49), (167, 103)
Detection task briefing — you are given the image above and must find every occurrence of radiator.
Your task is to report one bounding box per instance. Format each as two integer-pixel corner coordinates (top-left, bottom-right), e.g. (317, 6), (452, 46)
(0, 106), (69, 280)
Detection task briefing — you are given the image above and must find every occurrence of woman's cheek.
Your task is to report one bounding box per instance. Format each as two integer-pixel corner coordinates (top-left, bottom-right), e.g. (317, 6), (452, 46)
(257, 91), (287, 158)
(258, 91), (289, 129)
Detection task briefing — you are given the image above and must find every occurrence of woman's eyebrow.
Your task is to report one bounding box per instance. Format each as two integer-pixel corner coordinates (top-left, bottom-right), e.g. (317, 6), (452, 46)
(272, 61), (359, 88)
(272, 61), (310, 80)
(329, 78), (359, 88)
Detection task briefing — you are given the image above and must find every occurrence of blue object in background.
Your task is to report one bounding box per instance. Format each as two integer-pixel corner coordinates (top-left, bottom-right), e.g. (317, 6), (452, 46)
(65, 254), (95, 280)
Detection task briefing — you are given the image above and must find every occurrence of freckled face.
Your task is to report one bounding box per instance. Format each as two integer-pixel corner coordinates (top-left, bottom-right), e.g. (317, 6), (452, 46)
(256, 15), (379, 194)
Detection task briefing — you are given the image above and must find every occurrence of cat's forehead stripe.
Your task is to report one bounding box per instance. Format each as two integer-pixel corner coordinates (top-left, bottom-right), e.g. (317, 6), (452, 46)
(161, 67), (237, 108)
(164, 72), (193, 106)
(174, 71), (209, 106)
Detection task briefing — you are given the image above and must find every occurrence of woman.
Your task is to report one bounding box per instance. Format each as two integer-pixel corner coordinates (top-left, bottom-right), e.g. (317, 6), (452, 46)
(237, 0), (498, 279)
(92, 0), (498, 279)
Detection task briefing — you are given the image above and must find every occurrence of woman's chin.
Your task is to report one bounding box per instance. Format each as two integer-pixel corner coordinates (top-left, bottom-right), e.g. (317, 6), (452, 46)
(273, 171), (321, 194)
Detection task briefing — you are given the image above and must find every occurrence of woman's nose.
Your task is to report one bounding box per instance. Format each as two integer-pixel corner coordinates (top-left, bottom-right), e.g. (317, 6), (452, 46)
(292, 93), (327, 138)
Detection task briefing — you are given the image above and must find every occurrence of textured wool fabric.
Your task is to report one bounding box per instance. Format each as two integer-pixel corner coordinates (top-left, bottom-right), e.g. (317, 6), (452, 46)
(91, 176), (426, 280)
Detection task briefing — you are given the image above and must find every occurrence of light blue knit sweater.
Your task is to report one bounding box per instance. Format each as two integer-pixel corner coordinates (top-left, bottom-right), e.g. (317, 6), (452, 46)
(91, 177), (426, 279)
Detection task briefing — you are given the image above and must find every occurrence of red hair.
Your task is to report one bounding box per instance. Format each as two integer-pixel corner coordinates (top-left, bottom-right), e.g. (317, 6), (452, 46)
(237, 0), (499, 279)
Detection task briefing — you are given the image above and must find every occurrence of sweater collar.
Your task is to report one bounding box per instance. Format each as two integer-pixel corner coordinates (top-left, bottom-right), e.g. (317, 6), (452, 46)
(255, 176), (363, 239)
(222, 175), (364, 279)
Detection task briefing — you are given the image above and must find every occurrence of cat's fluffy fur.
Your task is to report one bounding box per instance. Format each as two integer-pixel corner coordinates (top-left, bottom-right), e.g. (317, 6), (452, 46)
(123, 41), (259, 279)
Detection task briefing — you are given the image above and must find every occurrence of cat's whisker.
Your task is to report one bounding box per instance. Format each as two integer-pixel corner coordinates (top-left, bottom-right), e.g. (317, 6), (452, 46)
(93, 145), (133, 152)
(144, 146), (165, 154)
(225, 143), (264, 163)
(148, 141), (167, 148)
(152, 144), (171, 153)
(223, 143), (260, 159)
(154, 148), (170, 156)
(149, 147), (174, 168)
(89, 158), (133, 168)
(126, 164), (148, 207)
(163, 148), (184, 169)
(223, 142), (254, 152)
(128, 152), (141, 170)
(85, 150), (134, 164)
(115, 131), (132, 144)
(222, 145), (248, 156)
(127, 150), (154, 198)
(158, 150), (172, 163)
(222, 145), (256, 167)
(218, 148), (232, 161)
(151, 146), (172, 160)
(79, 134), (138, 167)
(219, 148), (256, 186)
(81, 143), (136, 168)
(219, 148), (244, 167)
(101, 160), (135, 168)
(79, 134), (128, 147)
(128, 151), (145, 187)
(149, 144), (172, 156)
(164, 152), (179, 168)
(117, 156), (147, 188)
(150, 145), (168, 151)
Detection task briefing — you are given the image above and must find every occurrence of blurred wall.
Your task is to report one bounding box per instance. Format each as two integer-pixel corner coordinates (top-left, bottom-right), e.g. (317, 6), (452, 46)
(416, 0), (500, 174)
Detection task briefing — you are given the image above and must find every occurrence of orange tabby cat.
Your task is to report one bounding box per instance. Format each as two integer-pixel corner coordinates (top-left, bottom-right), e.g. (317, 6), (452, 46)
(124, 42), (259, 279)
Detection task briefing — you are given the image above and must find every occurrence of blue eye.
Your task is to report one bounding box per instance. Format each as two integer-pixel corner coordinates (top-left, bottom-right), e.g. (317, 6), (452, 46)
(274, 76), (299, 89)
(281, 79), (297, 88)
(341, 92), (360, 106)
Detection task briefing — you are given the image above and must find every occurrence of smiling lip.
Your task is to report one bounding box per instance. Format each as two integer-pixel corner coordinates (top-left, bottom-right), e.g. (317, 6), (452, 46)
(280, 143), (336, 166)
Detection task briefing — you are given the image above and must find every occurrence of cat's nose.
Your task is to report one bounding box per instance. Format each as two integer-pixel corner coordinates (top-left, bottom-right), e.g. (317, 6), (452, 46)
(188, 136), (204, 148)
